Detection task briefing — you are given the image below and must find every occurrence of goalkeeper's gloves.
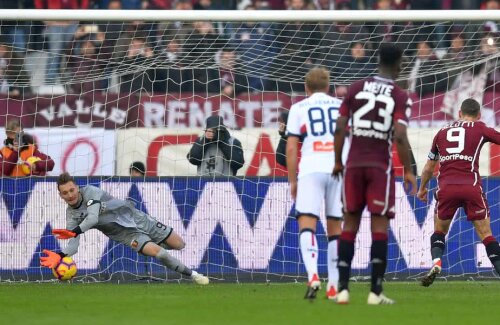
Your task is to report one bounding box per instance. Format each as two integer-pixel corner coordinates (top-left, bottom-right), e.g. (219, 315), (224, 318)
(40, 249), (65, 268)
(52, 227), (81, 240)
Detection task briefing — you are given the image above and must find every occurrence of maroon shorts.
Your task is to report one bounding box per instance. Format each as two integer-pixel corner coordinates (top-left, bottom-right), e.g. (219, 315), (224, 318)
(343, 167), (395, 218)
(435, 184), (489, 221)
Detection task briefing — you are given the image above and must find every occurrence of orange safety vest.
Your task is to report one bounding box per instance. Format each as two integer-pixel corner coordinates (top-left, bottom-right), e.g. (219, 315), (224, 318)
(0, 144), (36, 177)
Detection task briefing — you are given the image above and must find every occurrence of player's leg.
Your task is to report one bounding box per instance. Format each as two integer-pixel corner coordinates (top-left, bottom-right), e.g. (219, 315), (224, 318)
(473, 218), (500, 275)
(422, 187), (458, 287)
(137, 214), (209, 284)
(325, 175), (343, 300)
(161, 231), (186, 250)
(365, 167), (395, 305)
(295, 173), (324, 299)
(467, 190), (500, 275)
(141, 242), (209, 285)
(337, 167), (365, 304)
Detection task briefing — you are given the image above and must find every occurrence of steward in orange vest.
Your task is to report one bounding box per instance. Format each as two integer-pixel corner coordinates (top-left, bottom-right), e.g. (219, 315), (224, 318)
(0, 133), (55, 176)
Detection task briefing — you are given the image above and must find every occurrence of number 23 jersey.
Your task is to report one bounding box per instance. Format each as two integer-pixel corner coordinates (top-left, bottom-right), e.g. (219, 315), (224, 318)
(339, 76), (411, 170)
(429, 120), (500, 186)
(286, 92), (343, 177)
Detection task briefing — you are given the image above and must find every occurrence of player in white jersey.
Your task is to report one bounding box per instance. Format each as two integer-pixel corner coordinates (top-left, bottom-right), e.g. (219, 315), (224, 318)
(286, 67), (348, 300)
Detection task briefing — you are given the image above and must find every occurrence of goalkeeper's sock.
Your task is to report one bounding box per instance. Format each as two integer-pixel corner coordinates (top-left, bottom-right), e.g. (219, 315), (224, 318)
(327, 235), (339, 290)
(156, 248), (192, 276)
(370, 232), (388, 295)
(338, 231), (356, 292)
(483, 236), (500, 275)
(430, 231), (446, 261)
(299, 228), (318, 282)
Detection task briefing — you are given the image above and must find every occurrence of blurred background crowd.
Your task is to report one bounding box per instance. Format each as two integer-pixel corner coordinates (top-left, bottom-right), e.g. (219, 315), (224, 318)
(0, 0), (499, 99)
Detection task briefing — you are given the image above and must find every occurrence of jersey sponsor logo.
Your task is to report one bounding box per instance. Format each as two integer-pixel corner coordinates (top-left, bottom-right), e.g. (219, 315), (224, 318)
(87, 200), (94, 206)
(313, 141), (334, 152)
(352, 128), (389, 140)
(439, 154), (473, 162)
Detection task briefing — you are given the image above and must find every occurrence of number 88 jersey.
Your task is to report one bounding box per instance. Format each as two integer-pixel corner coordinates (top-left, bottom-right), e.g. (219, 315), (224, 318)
(339, 76), (411, 170)
(286, 92), (344, 177)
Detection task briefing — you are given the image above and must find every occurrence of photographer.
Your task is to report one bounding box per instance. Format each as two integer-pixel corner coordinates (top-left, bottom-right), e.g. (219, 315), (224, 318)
(0, 119), (54, 177)
(187, 116), (244, 176)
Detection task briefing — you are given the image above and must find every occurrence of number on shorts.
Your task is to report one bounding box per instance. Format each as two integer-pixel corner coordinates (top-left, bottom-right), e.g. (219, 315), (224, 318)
(156, 222), (167, 230)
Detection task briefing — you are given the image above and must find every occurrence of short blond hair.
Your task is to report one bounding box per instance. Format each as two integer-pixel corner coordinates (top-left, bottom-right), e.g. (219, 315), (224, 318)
(305, 67), (330, 93)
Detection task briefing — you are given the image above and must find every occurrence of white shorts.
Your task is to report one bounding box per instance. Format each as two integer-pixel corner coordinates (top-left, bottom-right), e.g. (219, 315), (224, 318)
(295, 172), (343, 219)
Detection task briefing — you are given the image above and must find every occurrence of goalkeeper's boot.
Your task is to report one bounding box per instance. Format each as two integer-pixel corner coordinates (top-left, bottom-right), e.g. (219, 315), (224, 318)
(335, 289), (349, 304)
(367, 292), (395, 305)
(191, 271), (209, 285)
(304, 274), (321, 300)
(325, 284), (337, 301)
(421, 258), (442, 287)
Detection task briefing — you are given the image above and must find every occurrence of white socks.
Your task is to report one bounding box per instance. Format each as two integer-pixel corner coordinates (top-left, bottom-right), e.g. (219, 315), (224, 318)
(327, 238), (339, 289)
(299, 230), (318, 282)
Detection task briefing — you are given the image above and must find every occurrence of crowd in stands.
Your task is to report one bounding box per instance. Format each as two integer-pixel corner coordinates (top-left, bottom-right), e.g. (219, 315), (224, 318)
(0, 0), (499, 98)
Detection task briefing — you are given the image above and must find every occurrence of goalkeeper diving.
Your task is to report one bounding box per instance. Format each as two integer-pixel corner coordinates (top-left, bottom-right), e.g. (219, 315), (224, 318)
(40, 172), (209, 284)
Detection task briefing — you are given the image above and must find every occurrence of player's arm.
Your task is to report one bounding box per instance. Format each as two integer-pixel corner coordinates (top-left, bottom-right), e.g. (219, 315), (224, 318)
(394, 122), (417, 194)
(333, 115), (348, 176)
(41, 219), (81, 268)
(417, 159), (437, 202)
(484, 126), (500, 145)
(286, 135), (300, 200)
(417, 133), (439, 202)
(285, 105), (301, 200)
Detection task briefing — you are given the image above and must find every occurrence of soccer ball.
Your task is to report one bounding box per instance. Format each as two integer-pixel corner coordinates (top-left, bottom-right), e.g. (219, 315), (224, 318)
(52, 257), (77, 281)
(21, 156), (41, 175)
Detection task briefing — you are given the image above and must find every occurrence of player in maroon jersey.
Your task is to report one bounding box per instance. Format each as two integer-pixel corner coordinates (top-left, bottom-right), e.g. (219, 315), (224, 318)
(418, 98), (500, 286)
(333, 43), (417, 305)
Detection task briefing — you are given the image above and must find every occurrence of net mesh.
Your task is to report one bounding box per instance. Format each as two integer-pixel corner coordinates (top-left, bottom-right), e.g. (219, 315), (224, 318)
(0, 17), (499, 282)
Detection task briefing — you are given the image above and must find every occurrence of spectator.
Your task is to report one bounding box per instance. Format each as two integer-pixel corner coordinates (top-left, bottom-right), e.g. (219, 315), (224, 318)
(154, 37), (189, 93)
(118, 36), (156, 94)
(275, 110), (289, 168)
(187, 115), (244, 176)
(442, 31), (468, 87)
(64, 31), (107, 93)
(130, 161), (146, 176)
(0, 0), (29, 52)
(230, 3), (277, 90)
(0, 39), (30, 97)
(0, 119), (54, 177)
(213, 46), (249, 97)
(268, 0), (322, 92)
(408, 39), (448, 97)
(334, 41), (376, 83)
(35, 0), (90, 84)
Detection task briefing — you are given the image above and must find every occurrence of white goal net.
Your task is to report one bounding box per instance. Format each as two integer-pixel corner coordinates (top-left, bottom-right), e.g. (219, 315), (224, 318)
(0, 9), (499, 282)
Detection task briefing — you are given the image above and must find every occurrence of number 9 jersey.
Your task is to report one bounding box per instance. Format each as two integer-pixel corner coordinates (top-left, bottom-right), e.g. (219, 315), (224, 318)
(339, 76), (411, 170)
(286, 92), (345, 177)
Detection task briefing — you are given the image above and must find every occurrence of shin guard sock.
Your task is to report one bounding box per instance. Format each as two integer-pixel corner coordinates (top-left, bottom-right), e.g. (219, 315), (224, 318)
(430, 231), (446, 261)
(483, 236), (500, 275)
(338, 231), (356, 292)
(327, 235), (339, 288)
(299, 228), (318, 282)
(156, 248), (192, 276)
(370, 232), (388, 295)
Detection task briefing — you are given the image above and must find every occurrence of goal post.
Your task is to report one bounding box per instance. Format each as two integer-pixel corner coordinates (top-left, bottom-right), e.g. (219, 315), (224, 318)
(0, 9), (499, 282)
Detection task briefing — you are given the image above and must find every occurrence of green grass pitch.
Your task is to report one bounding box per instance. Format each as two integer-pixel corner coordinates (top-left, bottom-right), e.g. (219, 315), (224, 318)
(1, 281), (498, 324)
